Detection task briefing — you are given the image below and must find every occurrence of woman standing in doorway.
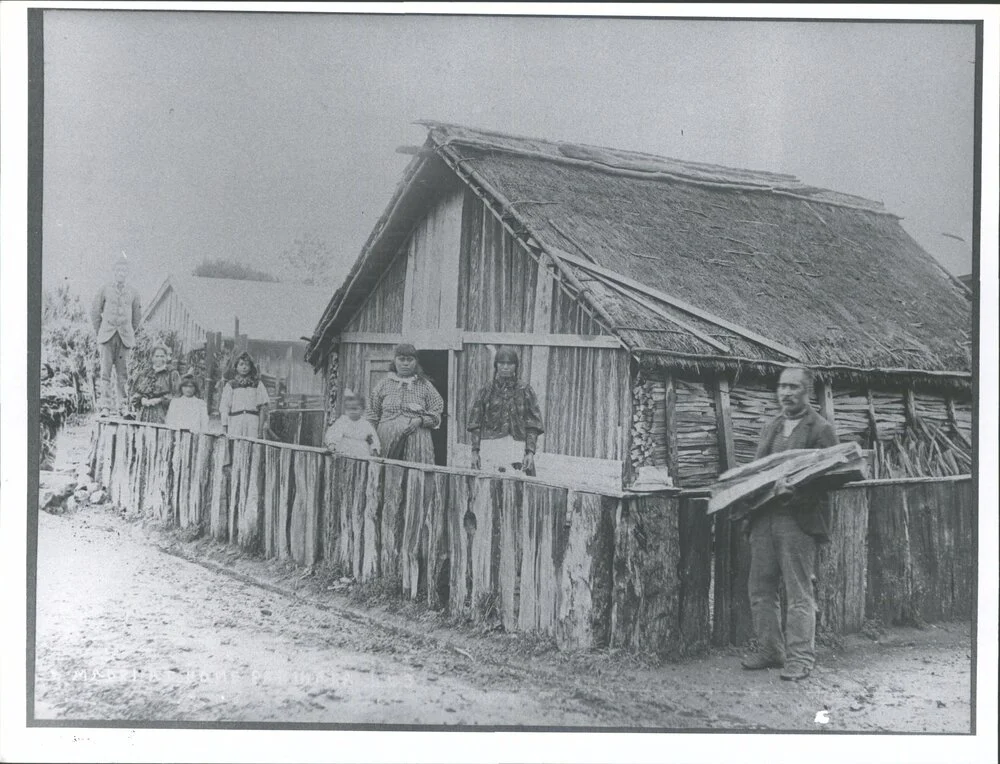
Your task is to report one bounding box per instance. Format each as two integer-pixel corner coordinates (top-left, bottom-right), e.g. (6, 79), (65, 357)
(366, 343), (444, 464)
(219, 351), (270, 438)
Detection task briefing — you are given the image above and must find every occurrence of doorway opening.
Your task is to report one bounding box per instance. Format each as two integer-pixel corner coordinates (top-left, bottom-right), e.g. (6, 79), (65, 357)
(417, 350), (449, 467)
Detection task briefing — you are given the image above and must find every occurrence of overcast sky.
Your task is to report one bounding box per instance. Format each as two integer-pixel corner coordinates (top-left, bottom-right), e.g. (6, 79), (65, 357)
(42, 11), (976, 309)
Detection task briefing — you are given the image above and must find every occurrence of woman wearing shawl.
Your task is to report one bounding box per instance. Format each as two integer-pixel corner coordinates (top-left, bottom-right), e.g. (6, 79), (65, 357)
(133, 343), (180, 424)
(467, 347), (544, 476)
(219, 351), (270, 438)
(366, 343), (444, 464)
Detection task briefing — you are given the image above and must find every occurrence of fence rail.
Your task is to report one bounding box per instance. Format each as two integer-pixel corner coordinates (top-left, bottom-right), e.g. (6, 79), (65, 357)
(89, 420), (974, 658)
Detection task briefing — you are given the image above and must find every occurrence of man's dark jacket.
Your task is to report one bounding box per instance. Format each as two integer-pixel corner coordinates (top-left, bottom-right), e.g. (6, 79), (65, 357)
(748, 407), (839, 541)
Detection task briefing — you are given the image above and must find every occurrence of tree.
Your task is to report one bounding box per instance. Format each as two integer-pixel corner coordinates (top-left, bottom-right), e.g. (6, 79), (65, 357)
(40, 286), (99, 466)
(192, 258), (278, 282)
(277, 234), (338, 286)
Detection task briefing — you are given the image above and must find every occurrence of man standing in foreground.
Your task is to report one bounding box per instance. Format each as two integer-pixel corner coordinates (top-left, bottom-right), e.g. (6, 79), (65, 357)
(91, 253), (142, 417)
(741, 366), (838, 681)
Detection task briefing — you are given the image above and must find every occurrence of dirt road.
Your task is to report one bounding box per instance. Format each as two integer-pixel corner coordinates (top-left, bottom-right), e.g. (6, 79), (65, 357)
(32, 423), (973, 730)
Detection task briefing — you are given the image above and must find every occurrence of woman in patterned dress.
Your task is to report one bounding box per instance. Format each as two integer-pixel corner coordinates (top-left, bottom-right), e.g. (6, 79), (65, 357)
(219, 351), (270, 438)
(134, 343), (180, 424)
(366, 343), (444, 464)
(467, 347), (544, 476)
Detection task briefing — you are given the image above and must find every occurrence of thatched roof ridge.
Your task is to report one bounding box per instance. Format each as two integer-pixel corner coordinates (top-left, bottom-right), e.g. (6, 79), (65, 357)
(307, 121), (972, 391)
(422, 122), (971, 385)
(417, 120), (895, 215)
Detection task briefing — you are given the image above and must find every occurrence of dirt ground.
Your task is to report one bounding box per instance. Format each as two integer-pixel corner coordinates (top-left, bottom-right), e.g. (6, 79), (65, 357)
(32, 421), (974, 731)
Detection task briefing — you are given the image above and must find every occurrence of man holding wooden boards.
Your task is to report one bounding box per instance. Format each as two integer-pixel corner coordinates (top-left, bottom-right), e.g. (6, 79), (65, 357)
(739, 366), (838, 681)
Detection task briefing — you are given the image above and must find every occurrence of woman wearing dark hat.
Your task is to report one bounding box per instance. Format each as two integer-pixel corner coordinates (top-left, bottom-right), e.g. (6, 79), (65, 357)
(365, 343), (444, 464)
(219, 351), (270, 438)
(467, 347), (544, 476)
(165, 374), (210, 433)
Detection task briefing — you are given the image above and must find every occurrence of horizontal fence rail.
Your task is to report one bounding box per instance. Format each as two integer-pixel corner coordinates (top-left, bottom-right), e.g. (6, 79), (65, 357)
(88, 420), (974, 657)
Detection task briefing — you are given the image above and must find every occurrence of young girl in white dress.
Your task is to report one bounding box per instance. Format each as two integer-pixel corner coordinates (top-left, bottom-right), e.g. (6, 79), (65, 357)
(165, 375), (211, 433)
(324, 390), (380, 458)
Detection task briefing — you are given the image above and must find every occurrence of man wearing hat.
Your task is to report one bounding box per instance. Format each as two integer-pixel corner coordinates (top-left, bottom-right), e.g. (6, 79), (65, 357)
(467, 347), (545, 476)
(90, 253), (142, 416)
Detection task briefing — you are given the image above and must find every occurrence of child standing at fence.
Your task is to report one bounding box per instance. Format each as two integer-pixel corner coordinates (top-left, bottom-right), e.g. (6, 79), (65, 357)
(165, 375), (210, 433)
(324, 389), (380, 458)
(220, 351), (270, 438)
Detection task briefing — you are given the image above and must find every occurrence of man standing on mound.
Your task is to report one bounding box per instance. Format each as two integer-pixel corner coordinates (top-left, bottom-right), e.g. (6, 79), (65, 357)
(740, 366), (838, 681)
(91, 253), (142, 417)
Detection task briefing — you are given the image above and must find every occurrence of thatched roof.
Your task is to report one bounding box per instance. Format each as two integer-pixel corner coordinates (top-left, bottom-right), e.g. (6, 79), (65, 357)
(308, 122), (972, 389)
(147, 275), (332, 343)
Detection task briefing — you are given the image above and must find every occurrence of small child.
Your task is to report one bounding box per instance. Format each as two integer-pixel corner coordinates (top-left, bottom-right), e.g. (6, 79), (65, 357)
(165, 375), (211, 433)
(324, 390), (380, 459)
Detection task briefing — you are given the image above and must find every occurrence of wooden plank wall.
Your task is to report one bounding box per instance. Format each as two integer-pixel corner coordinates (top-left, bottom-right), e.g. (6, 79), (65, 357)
(457, 190), (539, 332)
(403, 190), (464, 336)
(344, 251), (407, 334)
(550, 275), (611, 335)
(544, 347), (629, 460)
(91, 421), (974, 659)
(336, 342), (399, 406)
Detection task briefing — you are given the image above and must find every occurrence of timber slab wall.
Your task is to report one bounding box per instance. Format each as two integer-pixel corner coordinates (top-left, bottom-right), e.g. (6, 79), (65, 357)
(89, 420), (974, 658)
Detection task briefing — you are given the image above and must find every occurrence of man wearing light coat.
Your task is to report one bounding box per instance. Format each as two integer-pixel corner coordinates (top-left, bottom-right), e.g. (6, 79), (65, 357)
(90, 255), (142, 415)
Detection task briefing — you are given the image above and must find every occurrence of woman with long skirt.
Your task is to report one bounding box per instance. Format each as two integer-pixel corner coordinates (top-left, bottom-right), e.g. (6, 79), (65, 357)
(366, 343), (444, 464)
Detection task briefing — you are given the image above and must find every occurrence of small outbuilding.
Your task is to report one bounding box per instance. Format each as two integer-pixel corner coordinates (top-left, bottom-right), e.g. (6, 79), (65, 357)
(145, 274), (331, 399)
(305, 122), (973, 492)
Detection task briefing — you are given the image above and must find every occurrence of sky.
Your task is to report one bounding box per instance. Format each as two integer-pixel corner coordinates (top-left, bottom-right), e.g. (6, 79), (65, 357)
(41, 11), (977, 310)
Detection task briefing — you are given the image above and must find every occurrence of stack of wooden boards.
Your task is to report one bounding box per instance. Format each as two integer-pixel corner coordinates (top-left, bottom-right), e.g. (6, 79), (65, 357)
(706, 442), (869, 515)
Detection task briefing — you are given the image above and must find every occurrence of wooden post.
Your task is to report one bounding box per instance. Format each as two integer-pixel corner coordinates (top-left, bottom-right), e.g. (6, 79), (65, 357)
(711, 376), (753, 645)
(945, 396), (959, 436)
(555, 492), (615, 649)
(610, 495), (682, 658)
(818, 379), (836, 427)
(866, 387), (879, 445)
(903, 387), (918, 432)
(816, 486), (868, 634)
(678, 495), (712, 655)
(530, 260), (554, 456)
(446, 348), (458, 465)
(713, 377), (736, 472)
(663, 372), (679, 482)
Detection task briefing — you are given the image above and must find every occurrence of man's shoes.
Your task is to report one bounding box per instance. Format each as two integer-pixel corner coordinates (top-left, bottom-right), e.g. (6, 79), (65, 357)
(779, 664), (812, 681)
(741, 654), (784, 670)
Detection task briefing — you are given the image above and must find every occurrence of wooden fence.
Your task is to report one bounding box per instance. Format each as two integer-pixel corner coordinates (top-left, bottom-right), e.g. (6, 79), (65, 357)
(89, 420), (974, 657)
(707, 474), (976, 645)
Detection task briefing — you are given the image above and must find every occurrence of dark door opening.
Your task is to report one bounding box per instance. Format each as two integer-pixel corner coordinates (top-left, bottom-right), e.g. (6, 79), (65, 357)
(418, 350), (449, 467)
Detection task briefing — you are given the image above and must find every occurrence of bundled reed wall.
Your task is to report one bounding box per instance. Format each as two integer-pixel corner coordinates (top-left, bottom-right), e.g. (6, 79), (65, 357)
(673, 377), (720, 486)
